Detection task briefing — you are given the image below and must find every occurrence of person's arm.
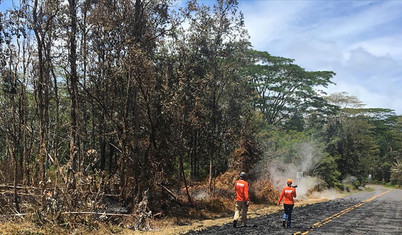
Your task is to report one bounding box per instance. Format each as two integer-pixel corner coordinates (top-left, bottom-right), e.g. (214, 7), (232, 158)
(277, 189), (284, 205)
(234, 183), (237, 197)
(245, 181), (249, 202)
(293, 188), (297, 198)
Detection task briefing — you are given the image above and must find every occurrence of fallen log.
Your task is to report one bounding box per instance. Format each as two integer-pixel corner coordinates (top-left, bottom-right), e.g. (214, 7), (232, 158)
(157, 183), (176, 200)
(62, 211), (132, 217)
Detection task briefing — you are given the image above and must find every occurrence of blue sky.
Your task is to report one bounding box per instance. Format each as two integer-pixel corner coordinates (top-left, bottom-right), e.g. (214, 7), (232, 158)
(0, 0), (16, 9)
(239, 0), (402, 114)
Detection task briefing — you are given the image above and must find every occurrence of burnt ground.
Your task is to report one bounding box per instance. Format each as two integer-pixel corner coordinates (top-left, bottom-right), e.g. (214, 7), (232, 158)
(185, 186), (402, 235)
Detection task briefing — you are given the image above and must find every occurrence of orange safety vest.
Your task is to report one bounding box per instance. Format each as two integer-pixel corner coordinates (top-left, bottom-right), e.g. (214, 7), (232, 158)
(278, 186), (296, 205)
(235, 179), (249, 202)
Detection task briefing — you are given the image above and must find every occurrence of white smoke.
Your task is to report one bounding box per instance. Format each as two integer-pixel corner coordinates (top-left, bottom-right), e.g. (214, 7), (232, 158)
(193, 189), (208, 200)
(310, 189), (343, 200)
(269, 142), (324, 199)
(342, 175), (357, 185)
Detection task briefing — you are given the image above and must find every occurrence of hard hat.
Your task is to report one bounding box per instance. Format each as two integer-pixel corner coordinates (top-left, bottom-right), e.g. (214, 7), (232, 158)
(240, 172), (246, 178)
(287, 179), (293, 184)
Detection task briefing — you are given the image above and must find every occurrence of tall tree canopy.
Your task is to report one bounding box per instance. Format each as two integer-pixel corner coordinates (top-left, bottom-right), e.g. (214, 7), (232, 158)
(244, 50), (337, 126)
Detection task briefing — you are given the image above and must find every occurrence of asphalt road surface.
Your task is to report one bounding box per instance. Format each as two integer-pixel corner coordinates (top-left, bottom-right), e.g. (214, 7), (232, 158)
(186, 185), (402, 235)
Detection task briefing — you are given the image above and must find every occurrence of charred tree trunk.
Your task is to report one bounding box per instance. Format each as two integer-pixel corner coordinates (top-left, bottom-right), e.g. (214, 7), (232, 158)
(119, 71), (132, 200)
(21, 39), (29, 185)
(7, 136), (20, 213)
(99, 113), (106, 170)
(33, 0), (46, 188)
(68, 0), (79, 173)
(208, 92), (217, 194)
(179, 153), (192, 203)
(109, 140), (115, 174)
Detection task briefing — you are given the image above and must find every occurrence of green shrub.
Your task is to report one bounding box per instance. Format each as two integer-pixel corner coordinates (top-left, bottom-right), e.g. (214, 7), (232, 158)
(334, 182), (343, 190)
(352, 180), (360, 189)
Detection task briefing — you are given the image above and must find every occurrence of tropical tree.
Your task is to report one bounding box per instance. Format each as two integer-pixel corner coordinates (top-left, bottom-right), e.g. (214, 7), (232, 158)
(244, 50), (336, 126)
(390, 159), (402, 185)
(325, 93), (380, 184)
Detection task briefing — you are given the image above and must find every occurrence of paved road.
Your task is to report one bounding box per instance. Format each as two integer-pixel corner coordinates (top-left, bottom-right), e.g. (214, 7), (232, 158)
(301, 186), (402, 235)
(186, 185), (402, 235)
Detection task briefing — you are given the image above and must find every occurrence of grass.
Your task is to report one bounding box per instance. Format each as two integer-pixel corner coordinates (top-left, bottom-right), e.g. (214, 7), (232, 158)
(384, 183), (401, 189)
(0, 220), (128, 235)
(363, 186), (375, 192)
(0, 198), (332, 235)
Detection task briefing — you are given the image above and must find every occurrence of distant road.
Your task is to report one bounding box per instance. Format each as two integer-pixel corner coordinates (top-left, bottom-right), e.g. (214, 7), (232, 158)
(186, 185), (402, 235)
(296, 185), (402, 235)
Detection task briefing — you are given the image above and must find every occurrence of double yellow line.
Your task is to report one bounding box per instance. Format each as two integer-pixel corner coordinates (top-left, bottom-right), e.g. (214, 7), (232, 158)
(293, 189), (392, 235)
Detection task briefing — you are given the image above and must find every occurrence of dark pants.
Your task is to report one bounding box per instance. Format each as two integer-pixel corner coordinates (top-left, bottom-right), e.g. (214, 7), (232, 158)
(282, 204), (294, 227)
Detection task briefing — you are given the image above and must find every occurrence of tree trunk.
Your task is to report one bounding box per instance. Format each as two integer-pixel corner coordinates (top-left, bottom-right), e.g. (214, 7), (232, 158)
(68, 0), (79, 173)
(33, 0), (46, 188)
(100, 113), (106, 170)
(109, 140), (115, 174)
(208, 154), (213, 194)
(180, 153), (192, 204)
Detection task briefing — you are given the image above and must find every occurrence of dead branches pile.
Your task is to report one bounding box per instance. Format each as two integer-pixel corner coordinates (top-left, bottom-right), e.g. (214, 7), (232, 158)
(0, 170), (155, 232)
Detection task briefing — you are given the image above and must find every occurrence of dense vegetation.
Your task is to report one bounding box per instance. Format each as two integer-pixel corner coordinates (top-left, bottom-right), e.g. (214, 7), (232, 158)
(0, 0), (401, 227)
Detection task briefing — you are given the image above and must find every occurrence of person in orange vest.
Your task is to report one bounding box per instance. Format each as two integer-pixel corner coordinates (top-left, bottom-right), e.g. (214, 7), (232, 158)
(277, 178), (297, 228)
(233, 172), (249, 228)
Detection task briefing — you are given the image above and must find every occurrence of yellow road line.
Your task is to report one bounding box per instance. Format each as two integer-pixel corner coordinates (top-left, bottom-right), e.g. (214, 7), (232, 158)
(293, 189), (392, 235)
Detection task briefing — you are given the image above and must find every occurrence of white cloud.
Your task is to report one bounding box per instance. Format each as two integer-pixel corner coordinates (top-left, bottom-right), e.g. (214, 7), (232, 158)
(344, 48), (398, 76)
(325, 47), (402, 112)
(347, 35), (402, 58)
(240, 0), (309, 51)
(240, 0), (402, 114)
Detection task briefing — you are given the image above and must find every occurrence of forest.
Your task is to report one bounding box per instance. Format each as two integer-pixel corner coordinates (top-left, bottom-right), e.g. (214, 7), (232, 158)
(0, 0), (401, 232)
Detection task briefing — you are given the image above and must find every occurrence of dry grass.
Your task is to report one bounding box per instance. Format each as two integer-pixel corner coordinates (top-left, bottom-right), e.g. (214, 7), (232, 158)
(137, 197), (332, 235)
(0, 171), (344, 234)
(0, 219), (129, 234)
(0, 198), (334, 234)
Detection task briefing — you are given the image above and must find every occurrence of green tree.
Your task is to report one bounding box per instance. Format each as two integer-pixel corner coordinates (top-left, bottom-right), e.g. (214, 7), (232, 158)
(362, 110), (402, 181)
(315, 154), (342, 188)
(244, 50), (336, 126)
(325, 93), (380, 184)
(390, 159), (402, 185)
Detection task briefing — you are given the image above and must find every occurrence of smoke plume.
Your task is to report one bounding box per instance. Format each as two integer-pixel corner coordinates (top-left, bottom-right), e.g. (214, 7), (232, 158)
(268, 142), (323, 199)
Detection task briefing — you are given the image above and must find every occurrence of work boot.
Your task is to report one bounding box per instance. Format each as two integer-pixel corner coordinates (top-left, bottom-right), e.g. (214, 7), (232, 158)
(233, 220), (237, 228)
